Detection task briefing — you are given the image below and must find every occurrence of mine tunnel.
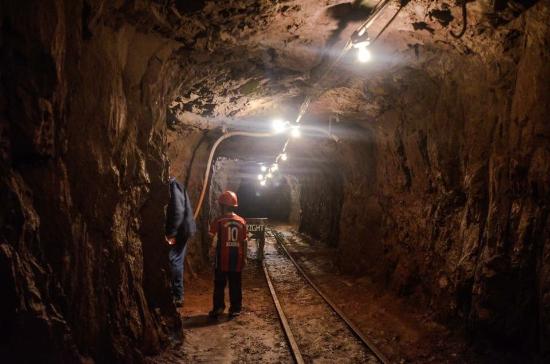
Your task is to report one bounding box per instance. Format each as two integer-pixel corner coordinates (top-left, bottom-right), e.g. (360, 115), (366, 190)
(1, 0), (549, 363)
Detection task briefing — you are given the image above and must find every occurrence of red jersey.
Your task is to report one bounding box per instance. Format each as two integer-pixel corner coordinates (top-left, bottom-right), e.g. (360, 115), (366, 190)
(210, 213), (247, 272)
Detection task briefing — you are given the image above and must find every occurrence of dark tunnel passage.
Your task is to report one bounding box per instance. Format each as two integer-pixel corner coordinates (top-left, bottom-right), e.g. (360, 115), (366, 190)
(1, 1), (550, 363)
(207, 158), (299, 223)
(236, 177), (292, 221)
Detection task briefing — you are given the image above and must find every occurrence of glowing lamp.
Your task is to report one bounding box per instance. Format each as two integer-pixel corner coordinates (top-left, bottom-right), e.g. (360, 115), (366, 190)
(357, 45), (371, 63)
(351, 28), (371, 64)
(272, 119), (288, 133)
(281, 153), (288, 161)
(290, 126), (301, 138)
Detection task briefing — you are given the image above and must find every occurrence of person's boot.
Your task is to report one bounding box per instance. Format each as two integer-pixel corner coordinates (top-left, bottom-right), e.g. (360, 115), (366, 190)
(228, 308), (241, 317)
(208, 307), (224, 319)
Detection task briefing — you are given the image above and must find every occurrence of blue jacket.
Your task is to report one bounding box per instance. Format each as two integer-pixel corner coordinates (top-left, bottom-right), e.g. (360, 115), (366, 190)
(165, 178), (196, 244)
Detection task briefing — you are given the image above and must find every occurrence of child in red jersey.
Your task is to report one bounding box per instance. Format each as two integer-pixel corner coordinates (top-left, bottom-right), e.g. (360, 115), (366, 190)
(208, 190), (247, 318)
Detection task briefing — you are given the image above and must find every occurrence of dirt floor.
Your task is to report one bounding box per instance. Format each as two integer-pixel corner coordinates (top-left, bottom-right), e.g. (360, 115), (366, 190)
(274, 225), (490, 364)
(149, 258), (292, 363)
(149, 225), (503, 364)
(151, 236), (381, 364)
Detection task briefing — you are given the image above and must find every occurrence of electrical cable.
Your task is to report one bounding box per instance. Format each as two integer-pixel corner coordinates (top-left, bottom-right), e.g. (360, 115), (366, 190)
(372, 1), (408, 44)
(450, 0), (468, 39)
(191, 0), (403, 217)
(291, 0), (394, 127)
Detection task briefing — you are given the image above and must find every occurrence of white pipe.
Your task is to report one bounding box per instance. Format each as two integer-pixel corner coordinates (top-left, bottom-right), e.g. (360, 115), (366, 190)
(193, 126), (341, 220)
(193, 131), (277, 219)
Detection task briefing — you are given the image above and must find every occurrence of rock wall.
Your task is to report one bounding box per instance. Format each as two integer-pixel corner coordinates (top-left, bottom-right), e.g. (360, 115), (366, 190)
(165, 128), (211, 275)
(299, 2), (550, 357)
(285, 175), (302, 226)
(298, 160), (343, 246)
(2, 0), (548, 361)
(0, 1), (189, 361)
(208, 158), (243, 221)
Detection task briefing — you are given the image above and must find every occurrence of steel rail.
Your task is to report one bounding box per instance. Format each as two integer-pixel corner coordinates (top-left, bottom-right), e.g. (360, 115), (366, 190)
(262, 261), (305, 364)
(271, 229), (390, 364)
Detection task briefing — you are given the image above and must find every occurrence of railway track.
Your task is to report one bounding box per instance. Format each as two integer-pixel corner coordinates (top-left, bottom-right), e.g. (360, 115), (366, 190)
(262, 228), (389, 364)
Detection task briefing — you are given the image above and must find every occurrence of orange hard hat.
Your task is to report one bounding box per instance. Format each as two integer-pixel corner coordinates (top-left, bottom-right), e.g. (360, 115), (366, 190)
(218, 190), (238, 207)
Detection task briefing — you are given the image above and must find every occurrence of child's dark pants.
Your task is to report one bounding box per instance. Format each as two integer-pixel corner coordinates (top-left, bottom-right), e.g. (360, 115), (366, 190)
(213, 270), (242, 312)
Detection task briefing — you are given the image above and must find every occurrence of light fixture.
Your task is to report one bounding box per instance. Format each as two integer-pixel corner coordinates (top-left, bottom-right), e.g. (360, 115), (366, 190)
(257, 174), (264, 180)
(271, 164), (278, 171)
(260, 165), (267, 172)
(290, 126), (301, 138)
(266, 172), (273, 178)
(351, 28), (372, 63)
(191, 1), (399, 220)
(357, 46), (371, 62)
(272, 119), (288, 133)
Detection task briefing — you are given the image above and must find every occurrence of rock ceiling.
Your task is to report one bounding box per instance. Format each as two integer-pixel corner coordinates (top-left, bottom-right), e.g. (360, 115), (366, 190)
(90, 0), (539, 147)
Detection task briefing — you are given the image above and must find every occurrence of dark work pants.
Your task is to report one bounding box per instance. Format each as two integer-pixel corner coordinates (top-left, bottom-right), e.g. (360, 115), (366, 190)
(169, 241), (188, 301)
(213, 270), (242, 312)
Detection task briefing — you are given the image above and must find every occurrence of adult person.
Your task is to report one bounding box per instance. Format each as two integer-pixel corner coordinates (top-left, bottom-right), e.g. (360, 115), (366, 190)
(165, 164), (196, 307)
(208, 190), (248, 318)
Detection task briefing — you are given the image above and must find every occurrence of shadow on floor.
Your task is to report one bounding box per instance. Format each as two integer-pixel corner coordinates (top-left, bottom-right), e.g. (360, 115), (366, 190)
(182, 314), (231, 329)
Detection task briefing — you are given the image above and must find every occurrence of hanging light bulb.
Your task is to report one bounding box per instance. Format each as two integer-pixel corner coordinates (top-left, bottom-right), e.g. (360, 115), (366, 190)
(266, 172), (273, 178)
(258, 174), (264, 180)
(357, 45), (371, 63)
(271, 164), (278, 172)
(260, 179), (266, 186)
(290, 125), (301, 138)
(281, 153), (288, 161)
(351, 27), (371, 64)
(272, 119), (288, 133)
(261, 165), (267, 172)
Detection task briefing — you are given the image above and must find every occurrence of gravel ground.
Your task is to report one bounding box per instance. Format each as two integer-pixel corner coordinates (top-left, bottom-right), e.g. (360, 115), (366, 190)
(263, 235), (380, 363)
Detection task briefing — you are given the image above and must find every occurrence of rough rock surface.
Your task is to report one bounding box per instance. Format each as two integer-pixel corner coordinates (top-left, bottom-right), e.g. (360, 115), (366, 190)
(297, 1), (550, 358)
(1, 0), (185, 361)
(1, 0), (549, 362)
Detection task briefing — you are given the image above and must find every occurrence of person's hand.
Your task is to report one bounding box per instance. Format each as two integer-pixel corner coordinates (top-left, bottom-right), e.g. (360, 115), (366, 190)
(165, 236), (176, 245)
